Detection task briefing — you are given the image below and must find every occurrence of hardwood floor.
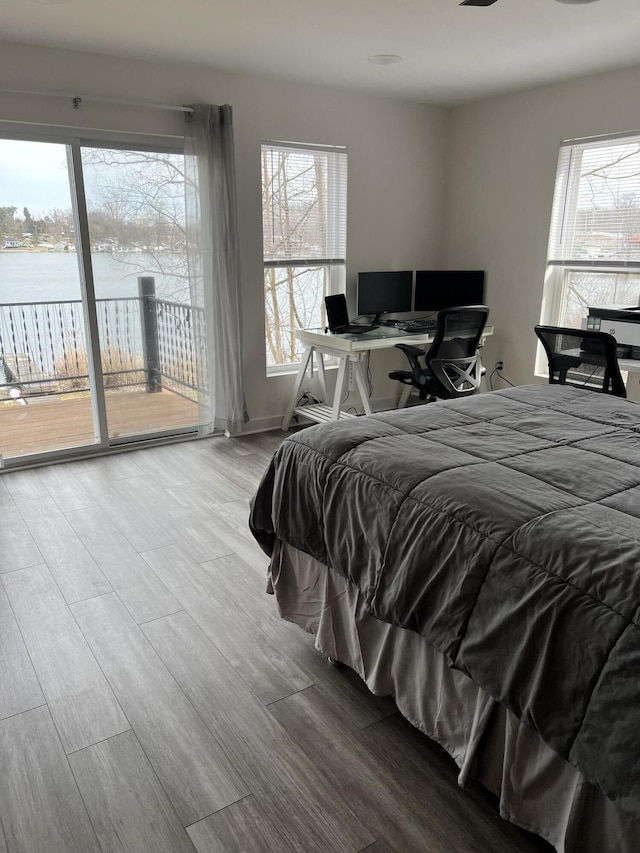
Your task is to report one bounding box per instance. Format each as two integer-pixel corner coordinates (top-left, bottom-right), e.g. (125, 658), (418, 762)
(0, 389), (198, 459)
(0, 432), (553, 853)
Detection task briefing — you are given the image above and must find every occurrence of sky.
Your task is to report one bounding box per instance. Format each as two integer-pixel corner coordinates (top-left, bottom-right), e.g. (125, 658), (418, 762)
(0, 139), (73, 216)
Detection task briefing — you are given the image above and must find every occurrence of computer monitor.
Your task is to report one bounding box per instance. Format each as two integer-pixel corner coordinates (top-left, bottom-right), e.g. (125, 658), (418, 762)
(357, 270), (413, 323)
(414, 270), (485, 312)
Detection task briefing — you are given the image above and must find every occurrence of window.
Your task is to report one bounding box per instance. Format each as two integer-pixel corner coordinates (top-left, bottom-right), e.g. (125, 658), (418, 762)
(261, 140), (347, 369)
(543, 131), (640, 331)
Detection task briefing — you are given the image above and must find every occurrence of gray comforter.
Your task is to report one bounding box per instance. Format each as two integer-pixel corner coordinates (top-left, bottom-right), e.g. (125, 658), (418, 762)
(249, 384), (640, 821)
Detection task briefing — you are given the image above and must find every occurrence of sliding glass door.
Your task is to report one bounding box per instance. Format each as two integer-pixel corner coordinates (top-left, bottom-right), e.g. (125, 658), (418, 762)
(0, 138), (99, 460)
(0, 133), (201, 466)
(80, 146), (199, 443)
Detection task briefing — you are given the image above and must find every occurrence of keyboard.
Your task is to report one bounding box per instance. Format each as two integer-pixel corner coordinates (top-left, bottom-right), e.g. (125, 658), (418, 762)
(396, 318), (438, 333)
(334, 323), (379, 335)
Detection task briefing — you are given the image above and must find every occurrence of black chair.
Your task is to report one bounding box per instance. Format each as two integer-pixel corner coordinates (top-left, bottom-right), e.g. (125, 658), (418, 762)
(389, 305), (489, 405)
(534, 325), (626, 398)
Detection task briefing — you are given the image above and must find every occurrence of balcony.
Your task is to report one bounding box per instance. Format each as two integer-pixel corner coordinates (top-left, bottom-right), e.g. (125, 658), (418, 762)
(0, 279), (204, 461)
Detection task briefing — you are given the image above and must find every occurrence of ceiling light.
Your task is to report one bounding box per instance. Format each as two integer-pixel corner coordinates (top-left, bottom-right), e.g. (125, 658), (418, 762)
(555, 0), (600, 4)
(367, 55), (402, 66)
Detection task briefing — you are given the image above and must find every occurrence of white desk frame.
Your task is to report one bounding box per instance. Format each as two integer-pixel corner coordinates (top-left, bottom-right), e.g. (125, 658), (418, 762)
(282, 325), (493, 430)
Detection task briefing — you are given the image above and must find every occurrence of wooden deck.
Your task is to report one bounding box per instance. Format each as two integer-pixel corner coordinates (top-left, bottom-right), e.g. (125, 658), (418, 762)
(0, 390), (198, 460)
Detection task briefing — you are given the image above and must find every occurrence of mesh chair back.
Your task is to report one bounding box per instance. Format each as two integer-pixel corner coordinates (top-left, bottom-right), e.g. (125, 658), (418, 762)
(424, 305), (489, 399)
(430, 305), (489, 359)
(534, 325), (626, 398)
(390, 306), (489, 402)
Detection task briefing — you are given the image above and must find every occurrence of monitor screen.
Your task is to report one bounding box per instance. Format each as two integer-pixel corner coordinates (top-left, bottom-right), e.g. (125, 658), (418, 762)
(357, 270), (413, 320)
(414, 270), (485, 312)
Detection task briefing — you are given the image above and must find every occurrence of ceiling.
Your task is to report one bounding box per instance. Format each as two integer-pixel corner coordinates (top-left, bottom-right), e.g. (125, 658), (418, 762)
(4, 0), (640, 105)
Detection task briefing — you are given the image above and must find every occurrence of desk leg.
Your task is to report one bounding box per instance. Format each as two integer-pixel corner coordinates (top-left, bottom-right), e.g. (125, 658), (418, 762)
(398, 385), (412, 408)
(353, 359), (373, 415)
(315, 351), (328, 402)
(282, 345), (313, 430)
(332, 355), (348, 419)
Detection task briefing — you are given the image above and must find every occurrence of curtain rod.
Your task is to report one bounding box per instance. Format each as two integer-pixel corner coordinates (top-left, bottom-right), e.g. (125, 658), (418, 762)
(0, 87), (194, 115)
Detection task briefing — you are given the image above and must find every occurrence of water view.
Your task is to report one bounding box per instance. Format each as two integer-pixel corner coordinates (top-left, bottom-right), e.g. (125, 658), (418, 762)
(0, 138), (201, 461)
(0, 251), (189, 303)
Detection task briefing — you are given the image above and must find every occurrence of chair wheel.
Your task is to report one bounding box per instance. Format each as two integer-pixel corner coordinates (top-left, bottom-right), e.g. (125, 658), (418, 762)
(326, 656), (343, 667)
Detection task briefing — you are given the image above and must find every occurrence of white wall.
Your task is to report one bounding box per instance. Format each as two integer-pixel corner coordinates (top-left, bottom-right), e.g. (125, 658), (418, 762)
(444, 64), (640, 392)
(0, 42), (450, 429)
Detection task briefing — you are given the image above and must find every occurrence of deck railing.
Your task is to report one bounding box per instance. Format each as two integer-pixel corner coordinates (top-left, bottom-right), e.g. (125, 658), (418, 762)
(0, 277), (205, 402)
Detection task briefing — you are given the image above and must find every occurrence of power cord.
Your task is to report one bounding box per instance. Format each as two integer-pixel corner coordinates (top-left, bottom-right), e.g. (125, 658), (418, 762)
(489, 363), (515, 391)
(341, 355), (373, 407)
(296, 391), (320, 406)
(577, 366), (600, 388)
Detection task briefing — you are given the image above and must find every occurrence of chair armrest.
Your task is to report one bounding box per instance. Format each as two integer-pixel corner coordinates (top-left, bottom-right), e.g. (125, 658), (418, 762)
(395, 343), (425, 358)
(394, 342), (428, 379)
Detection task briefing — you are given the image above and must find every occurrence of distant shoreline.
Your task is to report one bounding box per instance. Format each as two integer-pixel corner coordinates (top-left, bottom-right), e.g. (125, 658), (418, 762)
(0, 248), (74, 253)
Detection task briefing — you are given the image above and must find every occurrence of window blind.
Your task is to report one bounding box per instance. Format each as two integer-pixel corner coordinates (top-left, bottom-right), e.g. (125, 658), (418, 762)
(261, 141), (347, 266)
(548, 133), (640, 268)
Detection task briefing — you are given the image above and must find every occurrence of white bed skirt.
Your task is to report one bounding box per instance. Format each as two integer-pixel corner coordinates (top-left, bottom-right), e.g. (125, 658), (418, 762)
(270, 541), (637, 853)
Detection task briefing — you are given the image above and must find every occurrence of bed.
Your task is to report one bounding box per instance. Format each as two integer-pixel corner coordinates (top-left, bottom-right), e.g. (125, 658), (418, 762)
(249, 384), (640, 852)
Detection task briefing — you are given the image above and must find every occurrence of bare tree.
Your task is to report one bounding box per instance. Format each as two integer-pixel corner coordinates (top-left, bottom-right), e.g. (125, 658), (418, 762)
(557, 141), (640, 326)
(80, 148), (190, 299)
(262, 147), (331, 365)
(0, 206), (18, 239)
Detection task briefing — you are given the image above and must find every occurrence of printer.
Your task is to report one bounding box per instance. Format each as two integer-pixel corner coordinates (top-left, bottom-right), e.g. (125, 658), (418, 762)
(585, 305), (640, 359)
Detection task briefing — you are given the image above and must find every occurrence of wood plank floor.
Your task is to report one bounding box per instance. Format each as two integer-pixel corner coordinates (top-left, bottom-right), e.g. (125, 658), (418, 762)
(0, 390), (198, 459)
(0, 432), (554, 853)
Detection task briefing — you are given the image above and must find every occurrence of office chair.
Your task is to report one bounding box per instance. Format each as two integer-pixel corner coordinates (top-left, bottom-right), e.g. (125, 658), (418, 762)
(534, 325), (626, 398)
(390, 305), (489, 406)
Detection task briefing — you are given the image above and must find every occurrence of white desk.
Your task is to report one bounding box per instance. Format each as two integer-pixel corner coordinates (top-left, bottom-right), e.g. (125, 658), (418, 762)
(282, 325), (493, 429)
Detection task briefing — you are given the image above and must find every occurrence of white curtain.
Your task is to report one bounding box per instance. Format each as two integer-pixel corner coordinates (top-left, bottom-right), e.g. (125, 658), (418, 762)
(184, 104), (247, 435)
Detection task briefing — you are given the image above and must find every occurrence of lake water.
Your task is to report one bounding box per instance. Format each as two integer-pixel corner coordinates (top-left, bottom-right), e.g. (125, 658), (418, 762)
(0, 252), (192, 387)
(0, 251), (190, 303)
